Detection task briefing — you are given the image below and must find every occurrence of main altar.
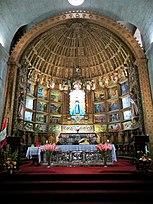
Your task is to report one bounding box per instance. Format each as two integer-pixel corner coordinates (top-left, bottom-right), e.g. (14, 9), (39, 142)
(26, 144), (117, 166)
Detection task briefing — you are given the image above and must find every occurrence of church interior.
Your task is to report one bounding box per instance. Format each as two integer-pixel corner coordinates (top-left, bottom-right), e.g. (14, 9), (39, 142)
(0, 0), (153, 203)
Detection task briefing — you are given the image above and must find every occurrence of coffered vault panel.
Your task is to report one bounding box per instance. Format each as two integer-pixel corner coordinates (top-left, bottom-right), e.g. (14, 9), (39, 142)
(20, 18), (133, 81)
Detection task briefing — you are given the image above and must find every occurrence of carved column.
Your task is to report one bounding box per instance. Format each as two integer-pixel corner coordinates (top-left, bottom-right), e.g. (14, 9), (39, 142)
(128, 62), (144, 132)
(12, 62), (28, 135)
(136, 59), (153, 153)
(3, 61), (19, 135)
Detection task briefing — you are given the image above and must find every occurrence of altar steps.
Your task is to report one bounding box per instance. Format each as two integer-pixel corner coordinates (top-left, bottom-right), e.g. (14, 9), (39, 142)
(0, 172), (153, 203)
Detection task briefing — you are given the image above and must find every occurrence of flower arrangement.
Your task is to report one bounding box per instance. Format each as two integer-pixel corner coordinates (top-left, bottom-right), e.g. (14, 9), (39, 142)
(136, 152), (152, 172)
(96, 143), (112, 166)
(139, 154), (151, 162)
(3, 149), (18, 174)
(36, 141), (41, 147)
(41, 143), (58, 167)
(42, 143), (58, 156)
(96, 143), (112, 154)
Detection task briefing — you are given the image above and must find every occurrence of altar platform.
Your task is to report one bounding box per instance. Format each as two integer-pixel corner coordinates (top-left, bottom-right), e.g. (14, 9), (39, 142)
(26, 144), (117, 166)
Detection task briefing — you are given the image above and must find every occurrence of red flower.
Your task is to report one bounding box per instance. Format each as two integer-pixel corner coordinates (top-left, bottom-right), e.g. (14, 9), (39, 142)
(41, 143), (58, 156)
(96, 143), (104, 151)
(96, 143), (112, 153)
(103, 143), (112, 151)
(36, 141), (41, 147)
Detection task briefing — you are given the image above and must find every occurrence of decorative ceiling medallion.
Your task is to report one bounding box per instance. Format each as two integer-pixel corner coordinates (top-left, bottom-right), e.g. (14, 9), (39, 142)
(68, 0), (84, 6)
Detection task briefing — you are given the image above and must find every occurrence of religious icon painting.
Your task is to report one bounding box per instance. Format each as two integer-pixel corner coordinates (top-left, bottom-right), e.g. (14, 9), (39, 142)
(24, 111), (33, 122)
(35, 124), (47, 133)
(37, 86), (48, 99)
(122, 96), (130, 109)
(69, 90), (85, 116)
(50, 116), (61, 124)
(108, 86), (118, 99)
(108, 100), (119, 111)
(122, 121), (132, 130)
(94, 124), (107, 132)
(94, 90), (105, 101)
(25, 98), (34, 110)
(26, 82), (35, 96)
(121, 81), (129, 95)
(50, 104), (61, 114)
(108, 123), (121, 132)
(50, 90), (62, 102)
(109, 113), (120, 122)
(24, 122), (34, 131)
(36, 113), (46, 123)
(95, 115), (106, 124)
(37, 101), (47, 112)
(94, 103), (105, 113)
(123, 110), (131, 120)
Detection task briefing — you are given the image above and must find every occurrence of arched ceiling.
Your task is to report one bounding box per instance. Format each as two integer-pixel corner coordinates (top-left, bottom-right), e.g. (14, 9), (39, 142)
(19, 17), (135, 82)
(1, 0), (153, 52)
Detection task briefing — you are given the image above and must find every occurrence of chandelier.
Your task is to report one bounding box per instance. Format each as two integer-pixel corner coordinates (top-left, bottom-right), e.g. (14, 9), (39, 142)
(68, 0), (85, 6)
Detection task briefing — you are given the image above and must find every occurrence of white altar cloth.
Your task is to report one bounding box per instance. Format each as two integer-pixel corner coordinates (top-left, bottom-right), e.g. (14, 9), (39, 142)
(26, 146), (43, 162)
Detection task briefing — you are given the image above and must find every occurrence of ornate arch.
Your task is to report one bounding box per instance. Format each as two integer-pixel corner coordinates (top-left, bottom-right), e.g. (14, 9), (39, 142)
(5, 11), (153, 152)
(10, 11), (145, 62)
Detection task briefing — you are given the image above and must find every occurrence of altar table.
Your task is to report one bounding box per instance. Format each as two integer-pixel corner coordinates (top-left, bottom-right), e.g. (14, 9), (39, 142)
(26, 146), (43, 163)
(26, 144), (117, 165)
(57, 144), (117, 162)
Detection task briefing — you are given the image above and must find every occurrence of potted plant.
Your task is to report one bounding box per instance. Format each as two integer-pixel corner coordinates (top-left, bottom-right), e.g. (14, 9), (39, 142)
(136, 152), (152, 172)
(3, 149), (18, 174)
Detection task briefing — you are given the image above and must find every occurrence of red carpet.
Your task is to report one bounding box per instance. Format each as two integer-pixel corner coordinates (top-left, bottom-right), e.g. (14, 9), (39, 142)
(2, 159), (153, 204)
(19, 158), (136, 174)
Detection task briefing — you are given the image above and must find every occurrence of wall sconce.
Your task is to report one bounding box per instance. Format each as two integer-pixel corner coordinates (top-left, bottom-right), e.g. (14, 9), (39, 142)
(59, 80), (69, 91)
(86, 80), (96, 91)
(47, 78), (55, 89)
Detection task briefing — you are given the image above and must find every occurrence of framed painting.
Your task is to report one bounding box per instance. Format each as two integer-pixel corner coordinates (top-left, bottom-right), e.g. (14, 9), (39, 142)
(35, 124), (47, 133)
(94, 124), (107, 132)
(24, 122), (34, 131)
(50, 104), (61, 114)
(122, 121), (132, 130)
(94, 115), (106, 124)
(50, 90), (62, 102)
(37, 86), (48, 100)
(24, 111), (33, 121)
(108, 86), (118, 99)
(109, 113), (120, 122)
(121, 81), (129, 95)
(36, 113), (46, 123)
(123, 110), (132, 120)
(108, 123), (121, 132)
(108, 100), (119, 111)
(25, 97), (34, 110)
(122, 96), (130, 109)
(37, 101), (47, 112)
(50, 116), (61, 124)
(94, 103), (105, 113)
(94, 90), (105, 101)
(26, 82), (35, 96)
